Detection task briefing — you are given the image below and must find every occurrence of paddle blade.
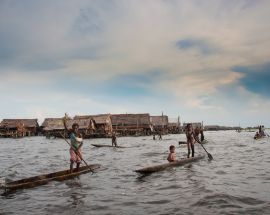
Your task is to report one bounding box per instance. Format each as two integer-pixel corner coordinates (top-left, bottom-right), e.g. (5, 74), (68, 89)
(207, 153), (213, 160)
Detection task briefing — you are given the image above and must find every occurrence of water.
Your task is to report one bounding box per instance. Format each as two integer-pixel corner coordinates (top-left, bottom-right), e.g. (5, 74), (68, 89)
(0, 131), (270, 215)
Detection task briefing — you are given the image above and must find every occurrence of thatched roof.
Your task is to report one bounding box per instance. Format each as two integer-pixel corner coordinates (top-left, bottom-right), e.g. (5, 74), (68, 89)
(0, 119), (39, 129)
(74, 114), (111, 124)
(66, 119), (93, 129)
(150, 116), (169, 126)
(168, 122), (180, 127)
(41, 118), (64, 130)
(182, 122), (202, 128)
(42, 118), (93, 131)
(111, 114), (150, 126)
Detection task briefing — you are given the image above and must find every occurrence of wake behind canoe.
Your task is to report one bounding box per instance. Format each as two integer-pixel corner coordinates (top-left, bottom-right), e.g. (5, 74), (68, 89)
(2, 164), (100, 193)
(91, 144), (127, 148)
(135, 155), (205, 174)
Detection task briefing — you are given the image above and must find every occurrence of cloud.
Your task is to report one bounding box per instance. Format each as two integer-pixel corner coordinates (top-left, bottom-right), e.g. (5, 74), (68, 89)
(176, 38), (220, 55)
(0, 0), (270, 126)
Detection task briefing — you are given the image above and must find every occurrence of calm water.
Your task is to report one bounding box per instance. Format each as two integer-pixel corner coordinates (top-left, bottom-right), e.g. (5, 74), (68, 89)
(0, 131), (270, 215)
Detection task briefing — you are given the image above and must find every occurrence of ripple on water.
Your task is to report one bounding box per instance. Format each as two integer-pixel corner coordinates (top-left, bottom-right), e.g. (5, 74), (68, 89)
(215, 170), (227, 175)
(192, 193), (265, 209)
(144, 199), (171, 205)
(157, 184), (182, 191)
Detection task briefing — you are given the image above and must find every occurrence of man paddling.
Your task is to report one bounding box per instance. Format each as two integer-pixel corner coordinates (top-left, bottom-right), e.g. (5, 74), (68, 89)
(186, 123), (195, 158)
(63, 117), (84, 173)
(112, 132), (117, 147)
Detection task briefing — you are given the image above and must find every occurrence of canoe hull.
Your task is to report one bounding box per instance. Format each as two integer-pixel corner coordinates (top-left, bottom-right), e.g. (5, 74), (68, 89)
(254, 136), (266, 140)
(135, 155), (205, 174)
(91, 144), (127, 148)
(3, 164), (100, 192)
(179, 140), (208, 145)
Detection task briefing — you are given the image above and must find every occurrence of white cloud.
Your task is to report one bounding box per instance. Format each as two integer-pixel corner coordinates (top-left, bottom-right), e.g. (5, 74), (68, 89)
(0, 0), (270, 126)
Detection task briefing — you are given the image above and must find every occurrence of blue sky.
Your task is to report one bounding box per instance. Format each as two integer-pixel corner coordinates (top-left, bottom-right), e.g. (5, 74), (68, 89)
(0, 0), (270, 126)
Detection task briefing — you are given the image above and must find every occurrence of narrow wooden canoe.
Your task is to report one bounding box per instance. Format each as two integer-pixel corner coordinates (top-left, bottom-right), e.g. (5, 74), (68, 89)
(254, 136), (266, 140)
(179, 140), (208, 145)
(91, 144), (127, 148)
(2, 164), (100, 193)
(134, 155), (205, 174)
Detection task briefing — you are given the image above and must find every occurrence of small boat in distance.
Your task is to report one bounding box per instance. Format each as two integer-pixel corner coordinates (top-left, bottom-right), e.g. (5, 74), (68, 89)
(91, 144), (128, 148)
(1, 164), (100, 194)
(134, 155), (205, 174)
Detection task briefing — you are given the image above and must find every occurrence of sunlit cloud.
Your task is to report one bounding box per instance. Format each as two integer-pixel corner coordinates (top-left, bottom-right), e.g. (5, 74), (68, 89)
(0, 0), (270, 126)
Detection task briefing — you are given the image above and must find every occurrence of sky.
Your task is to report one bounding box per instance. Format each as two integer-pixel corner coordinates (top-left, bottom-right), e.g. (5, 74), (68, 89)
(0, 0), (270, 127)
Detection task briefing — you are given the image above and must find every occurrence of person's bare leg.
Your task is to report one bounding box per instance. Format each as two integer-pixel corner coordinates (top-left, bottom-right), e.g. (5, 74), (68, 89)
(70, 161), (74, 173)
(76, 162), (80, 172)
(187, 143), (190, 158)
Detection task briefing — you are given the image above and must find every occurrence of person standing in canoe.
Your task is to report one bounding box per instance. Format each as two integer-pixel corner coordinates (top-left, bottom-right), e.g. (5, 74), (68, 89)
(186, 123), (195, 158)
(167, 145), (176, 162)
(158, 131), (162, 140)
(63, 117), (83, 173)
(112, 132), (117, 147)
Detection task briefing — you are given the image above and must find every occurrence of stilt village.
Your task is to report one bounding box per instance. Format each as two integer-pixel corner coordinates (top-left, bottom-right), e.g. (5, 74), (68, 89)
(0, 113), (242, 139)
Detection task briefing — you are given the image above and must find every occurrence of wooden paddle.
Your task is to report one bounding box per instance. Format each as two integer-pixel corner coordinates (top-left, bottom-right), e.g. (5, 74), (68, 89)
(195, 137), (213, 160)
(59, 132), (94, 173)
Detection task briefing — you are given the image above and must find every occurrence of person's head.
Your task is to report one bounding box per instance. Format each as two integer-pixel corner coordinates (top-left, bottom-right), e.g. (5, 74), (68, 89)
(169, 145), (175, 153)
(72, 123), (79, 133)
(187, 123), (192, 130)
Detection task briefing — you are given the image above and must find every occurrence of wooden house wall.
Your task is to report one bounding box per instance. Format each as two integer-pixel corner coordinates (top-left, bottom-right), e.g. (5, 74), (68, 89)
(74, 114), (112, 138)
(111, 114), (151, 136)
(0, 119), (39, 137)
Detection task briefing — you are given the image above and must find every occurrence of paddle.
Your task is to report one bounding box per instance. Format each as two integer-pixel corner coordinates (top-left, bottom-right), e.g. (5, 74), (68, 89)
(195, 137), (213, 160)
(59, 132), (94, 173)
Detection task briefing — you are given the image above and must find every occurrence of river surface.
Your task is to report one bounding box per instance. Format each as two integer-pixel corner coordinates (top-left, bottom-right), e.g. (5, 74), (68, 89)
(0, 131), (270, 215)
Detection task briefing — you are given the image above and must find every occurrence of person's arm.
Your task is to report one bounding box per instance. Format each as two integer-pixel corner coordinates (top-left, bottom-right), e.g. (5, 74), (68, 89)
(78, 141), (83, 150)
(172, 153), (177, 161)
(167, 153), (171, 162)
(194, 134), (201, 144)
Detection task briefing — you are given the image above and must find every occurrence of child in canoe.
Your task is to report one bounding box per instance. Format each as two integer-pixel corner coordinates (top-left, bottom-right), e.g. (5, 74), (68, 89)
(167, 145), (177, 162)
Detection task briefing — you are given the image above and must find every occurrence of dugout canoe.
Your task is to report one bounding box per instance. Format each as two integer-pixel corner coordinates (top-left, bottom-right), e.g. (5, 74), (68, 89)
(91, 144), (127, 148)
(1, 164), (100, 193)
(135, 155), (205, 174)
(179, 140), (208, 145)
(254, 136), (266, 140)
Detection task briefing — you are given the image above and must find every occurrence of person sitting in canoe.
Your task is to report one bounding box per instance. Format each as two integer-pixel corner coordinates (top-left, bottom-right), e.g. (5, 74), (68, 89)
(200, 127), (205, 142)
(254, 131), (261, 139)
(112, 132), (117, 147)
(194, 126), (205, 142)
(167, 145), (176, 162)
(63, 119), (83, 173)
(194, 126), (200, 141)
(186, 123), (195, 158)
